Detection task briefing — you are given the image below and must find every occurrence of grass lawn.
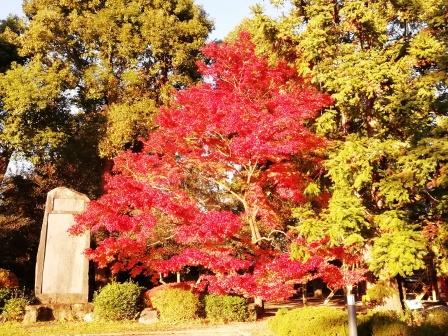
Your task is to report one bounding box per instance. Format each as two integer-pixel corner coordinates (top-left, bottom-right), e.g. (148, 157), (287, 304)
(0, 320), (213, 336)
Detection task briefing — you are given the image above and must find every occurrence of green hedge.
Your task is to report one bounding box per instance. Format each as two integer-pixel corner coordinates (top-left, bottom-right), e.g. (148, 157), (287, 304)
(204, 294), (250, 322)
(151, 287), (200, 322)
(93, 282), (142, 321)
(358, 311), (411, 336)
(268, 306), (348, 336)
(268, 307), (448, 336)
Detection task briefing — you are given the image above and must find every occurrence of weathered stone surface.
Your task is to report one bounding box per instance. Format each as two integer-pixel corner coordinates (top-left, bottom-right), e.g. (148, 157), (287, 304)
(52, 304), (77, 321)
(72, 303), (93, 320)
(23, 305), (54, 324)
(35, 187), (90, 304)
(138, 308), (159, 324)
(22, 306), (38, 324)
(22, 303), (93, 323)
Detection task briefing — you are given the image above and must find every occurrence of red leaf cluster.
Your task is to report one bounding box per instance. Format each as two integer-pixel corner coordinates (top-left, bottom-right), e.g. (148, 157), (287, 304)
(71, 33), (342, 301)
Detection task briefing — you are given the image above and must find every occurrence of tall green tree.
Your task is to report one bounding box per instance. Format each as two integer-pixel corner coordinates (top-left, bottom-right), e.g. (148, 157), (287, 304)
(0, 0), (212, 195)
(247, 0), (448, 290)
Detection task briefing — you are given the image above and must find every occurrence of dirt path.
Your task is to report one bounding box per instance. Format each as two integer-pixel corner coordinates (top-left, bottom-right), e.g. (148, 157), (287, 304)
(134, 320), (270, 336)
(80, 320), (272, 336)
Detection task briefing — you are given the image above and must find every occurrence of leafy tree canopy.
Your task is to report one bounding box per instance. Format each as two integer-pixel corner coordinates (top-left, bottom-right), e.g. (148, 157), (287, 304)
(0, 0), (213, 197)
(246, 0), (448, 280)
(71, 34), (364, 300)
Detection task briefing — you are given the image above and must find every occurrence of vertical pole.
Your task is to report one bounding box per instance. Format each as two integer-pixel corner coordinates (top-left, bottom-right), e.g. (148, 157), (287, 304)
(347, 286), (358, 336)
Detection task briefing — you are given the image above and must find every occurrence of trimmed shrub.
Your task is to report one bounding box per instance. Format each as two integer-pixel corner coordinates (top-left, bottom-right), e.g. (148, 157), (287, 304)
(151, 287), (200, 322)
(2, 297), (29, 321)
(369, 313), (411, 336)
(93, 282), (142, 321)
(205, 294), (249, 322)
(358, 311), (413, 336)
(268, 306), (348, 336)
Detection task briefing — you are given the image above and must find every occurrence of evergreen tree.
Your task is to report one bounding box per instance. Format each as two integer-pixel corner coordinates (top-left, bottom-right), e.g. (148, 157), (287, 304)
(247, 0), (448, 290)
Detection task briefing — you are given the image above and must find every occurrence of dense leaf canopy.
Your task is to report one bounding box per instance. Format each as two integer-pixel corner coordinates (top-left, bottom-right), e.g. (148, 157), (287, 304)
(71, 34), (364, 300)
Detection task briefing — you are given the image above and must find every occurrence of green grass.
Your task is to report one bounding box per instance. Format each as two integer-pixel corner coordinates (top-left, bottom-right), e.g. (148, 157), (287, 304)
(0, 320), (213, 336)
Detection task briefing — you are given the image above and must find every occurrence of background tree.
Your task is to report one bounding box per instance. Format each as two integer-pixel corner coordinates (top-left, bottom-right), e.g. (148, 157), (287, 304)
(247, 0), (448, 302)
(0, 0), (212, 195)
(70, 34), (361, 301)
(0, 15), (25, 183)
(0, 0), (212, 286)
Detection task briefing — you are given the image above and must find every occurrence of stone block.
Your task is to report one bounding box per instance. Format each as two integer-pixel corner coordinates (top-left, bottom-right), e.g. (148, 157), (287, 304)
(72, 303), (93, 320)
(138, 308), (159, 325)
(22, 305), (54, 324)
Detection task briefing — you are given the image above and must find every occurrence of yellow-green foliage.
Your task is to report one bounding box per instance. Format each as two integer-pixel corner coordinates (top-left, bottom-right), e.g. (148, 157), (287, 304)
(204, 294), (249, 322)
(99, 98), (157, 157)
(269, 309), (448, 336)
(0, 0), (213, 175)
(268, 307), (348, 336)
(424, 307), (448, 329)
(2, 297), (29, 322)
(247, 0), (448, 281)
(93, 282), (142, 321)
(358, 309), (448, 336)
(363, 281), (396, 304)
(151, 287), (200, 322)
(367, 313), (411, 336)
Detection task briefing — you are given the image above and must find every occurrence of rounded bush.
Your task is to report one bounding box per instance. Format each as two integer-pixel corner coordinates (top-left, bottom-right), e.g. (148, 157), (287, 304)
(268, 306), (348, 336)
(205, 294), (249, 322)
(151, 287), (200, 322)
(2, 297), (29, 321)
(93, 282), (142, 321)
(370, 314), (410, 336)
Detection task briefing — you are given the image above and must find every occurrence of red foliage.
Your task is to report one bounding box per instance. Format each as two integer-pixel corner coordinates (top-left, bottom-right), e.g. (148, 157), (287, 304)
(71, 33), (340, 301)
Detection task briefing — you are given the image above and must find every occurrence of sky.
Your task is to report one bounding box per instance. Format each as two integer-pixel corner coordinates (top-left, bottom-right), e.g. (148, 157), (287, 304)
(0, 0), (282, 40)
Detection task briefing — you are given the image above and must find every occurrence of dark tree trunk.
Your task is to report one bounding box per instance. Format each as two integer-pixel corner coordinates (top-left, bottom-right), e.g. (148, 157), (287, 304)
(396, 275), (406, 310)
(0, 149), (12, 185)
(428, 254), (440, 301)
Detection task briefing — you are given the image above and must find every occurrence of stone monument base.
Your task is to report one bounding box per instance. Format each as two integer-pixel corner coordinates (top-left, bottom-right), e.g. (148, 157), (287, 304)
(23, 303), (93, 323)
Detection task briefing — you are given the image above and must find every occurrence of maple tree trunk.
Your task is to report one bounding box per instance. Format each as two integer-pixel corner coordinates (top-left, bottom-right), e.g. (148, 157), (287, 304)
(247, 209), (262, 244)
(302, 284), (307, 305)
(323, 290), (335, 305)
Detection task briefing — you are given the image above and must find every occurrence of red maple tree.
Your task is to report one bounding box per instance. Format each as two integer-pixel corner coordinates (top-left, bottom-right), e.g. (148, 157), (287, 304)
(71, 33), (340, 300)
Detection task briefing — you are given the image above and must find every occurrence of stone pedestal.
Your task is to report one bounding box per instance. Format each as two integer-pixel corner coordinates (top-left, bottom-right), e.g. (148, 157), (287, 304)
(138, 308), (159, 324)
(23, 303), (93, 323)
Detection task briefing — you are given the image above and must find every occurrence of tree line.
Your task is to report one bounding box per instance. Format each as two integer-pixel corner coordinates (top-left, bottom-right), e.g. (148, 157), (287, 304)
(0, 0), (447, 304)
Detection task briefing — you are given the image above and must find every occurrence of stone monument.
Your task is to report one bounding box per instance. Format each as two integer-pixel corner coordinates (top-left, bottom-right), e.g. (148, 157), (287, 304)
(35, 187), (90, 304)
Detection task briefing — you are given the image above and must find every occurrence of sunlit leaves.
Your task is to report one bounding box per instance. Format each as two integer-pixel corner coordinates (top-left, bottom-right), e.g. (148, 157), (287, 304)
(73, 33), (335, 300)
